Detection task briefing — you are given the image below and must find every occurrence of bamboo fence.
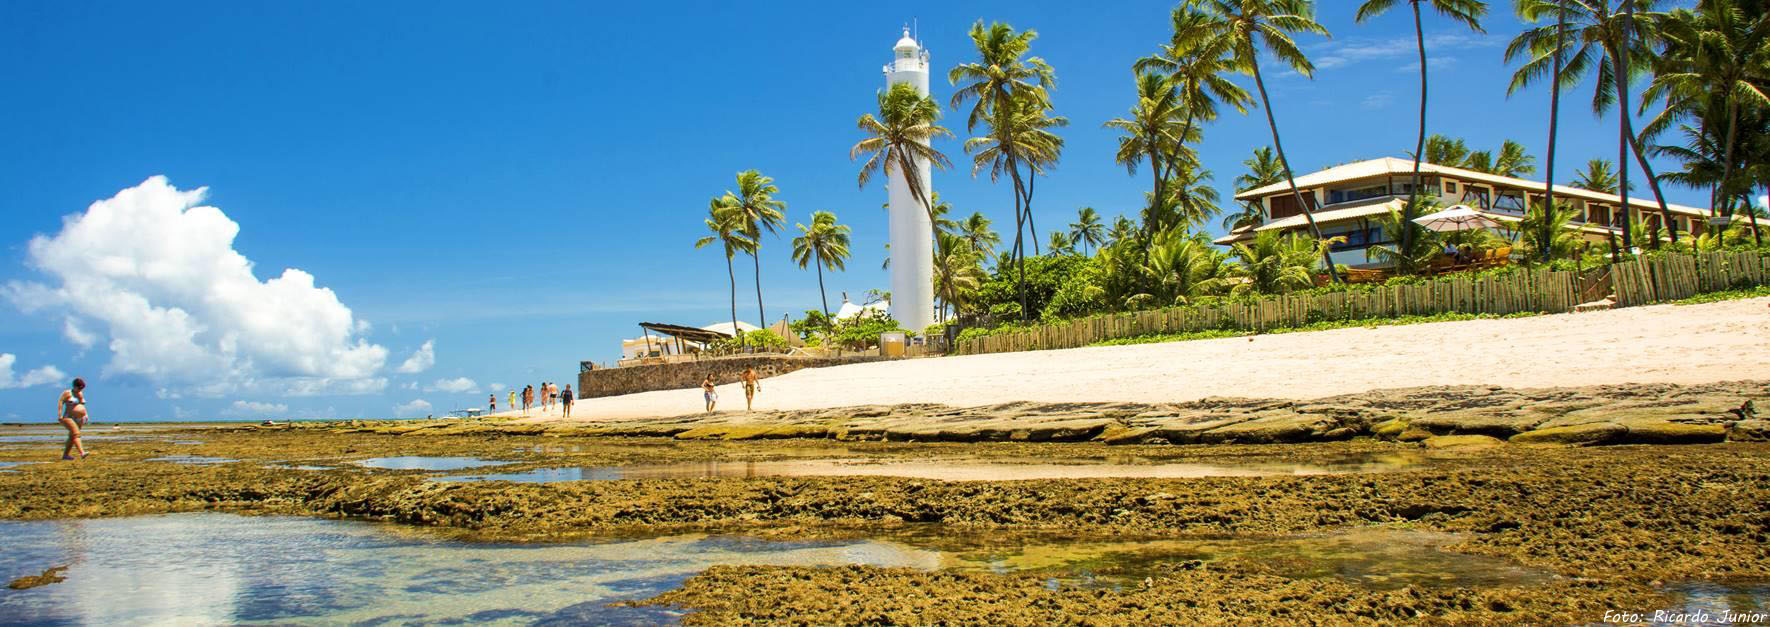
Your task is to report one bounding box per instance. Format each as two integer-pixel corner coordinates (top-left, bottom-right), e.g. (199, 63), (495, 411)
(956, 252), (1770, 356)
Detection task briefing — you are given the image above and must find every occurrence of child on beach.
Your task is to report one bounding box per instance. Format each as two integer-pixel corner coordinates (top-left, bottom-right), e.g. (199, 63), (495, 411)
(508, 390), (516, 414)
(701, 374), (717, 412)
(56, 378), (88, 461)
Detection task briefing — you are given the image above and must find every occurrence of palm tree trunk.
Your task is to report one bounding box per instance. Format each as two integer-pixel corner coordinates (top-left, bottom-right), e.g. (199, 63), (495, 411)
(1022, 161), (1041, 256)
(1151, 151), (1164, 231)
(1618, 0), (1676, 246)
(815, 252), (830, 322)
(752, 252), (765, 350)
(727, 255), (742, 350)
(1404, 0), (1428, 258)
(1625, 126), (1679, 245)
(1752, 188), (1763, 247)
(1715, 95), (1741, 222)
(1010, 161), (1029, 321)
(1610, 33), (1633, 252)
(1248, 54), (1341, 283)
(1543, 1), (1566, 255)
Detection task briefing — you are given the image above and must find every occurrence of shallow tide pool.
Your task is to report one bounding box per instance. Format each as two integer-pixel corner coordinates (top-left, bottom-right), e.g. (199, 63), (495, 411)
(0, 513), (1576, 625)
(432, 454), (1422, 483)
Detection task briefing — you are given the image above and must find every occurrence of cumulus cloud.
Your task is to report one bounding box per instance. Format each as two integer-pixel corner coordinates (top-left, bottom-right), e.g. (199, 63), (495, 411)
(393, 399), (432, 418)
(489, 383), (506, 392)
(0, 353), (67, 389)
(4, 177), (388, 397)
(224, 400), (289, 417)
(63, 318), (97, 350)
(425, 376), (478, 393)
(395, 339), (435, 374)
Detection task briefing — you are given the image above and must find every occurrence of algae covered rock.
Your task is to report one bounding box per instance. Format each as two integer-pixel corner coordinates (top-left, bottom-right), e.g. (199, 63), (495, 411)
(8, 566), (67, 590)
(1510, 422), (1625, 446)
(1397, 428), (1432, 443)
(1371, 418), (1409, 440)
(1619, 423), (1726, 445)
(1422, 435), (1505, 451)
(1727, 419), (1770, 442)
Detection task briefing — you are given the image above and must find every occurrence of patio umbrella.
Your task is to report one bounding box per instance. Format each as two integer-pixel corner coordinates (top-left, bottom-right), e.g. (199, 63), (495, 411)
(1411, 205), (1501, 232)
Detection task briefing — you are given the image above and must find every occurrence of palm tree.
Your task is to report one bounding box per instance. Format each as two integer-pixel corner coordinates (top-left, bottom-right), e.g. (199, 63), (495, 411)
(1228, 230), (1335, 296)
(1194, 0), (1341, 283)
(1510, 0), (1678, 248)
(1467, 139), (1539, 177)
(933, 232), (987, 320)
(1642, 1), (1770, 226)
(1105, 71), (1188, 223)
(791, 211), (852, 322)
(1355, 0), (1487, 261)
(725, 170), (786, 336)
(853, 82), (956, 230)
(1106, 216), (1140, 245)
(1422, 134), (1474, 167)
(694, 197), (755, 350)
(1137, 4), (1255, 200)
(1069, 207), (1106, 256)
(949, 20), (1059, 320)
(1507, 0), (1572, 251)
(958, 211), (1001, 257)
(1132, 227), (1229, 306)
(1366, 200), (1445, 275)
(1224, 146), (1284, 230)
(1573, 159), (1632, 194)
(1518, 199), (1583, 262)
(1046, 231), (1078, 256)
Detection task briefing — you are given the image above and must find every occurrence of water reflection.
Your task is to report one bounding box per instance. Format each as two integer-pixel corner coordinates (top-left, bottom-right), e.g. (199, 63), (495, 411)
(145, 455), (238, 465)
(0, 514), (1565, 625)
(352, 456), (511, 471)
(434, 454), (1421, 483)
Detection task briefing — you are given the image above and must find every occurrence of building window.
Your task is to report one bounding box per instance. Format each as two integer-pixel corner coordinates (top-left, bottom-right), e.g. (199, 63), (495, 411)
(1328, 226), (1392, 251)
(1493, 190), (1528, 215)
(1444, 180), (1458, 195)
(1589, 205), (1611, 225)
(1461, 186), (1491, 209)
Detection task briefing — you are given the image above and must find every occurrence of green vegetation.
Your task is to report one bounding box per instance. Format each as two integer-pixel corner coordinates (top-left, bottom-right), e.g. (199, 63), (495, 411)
(791, 211), (852, 321)
(1091, 311), (1543, 348)
(1672, 285), (1770, 305)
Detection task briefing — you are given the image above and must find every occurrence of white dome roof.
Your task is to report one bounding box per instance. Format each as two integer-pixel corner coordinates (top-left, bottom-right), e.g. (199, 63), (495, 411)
(894, 30), (918, 51)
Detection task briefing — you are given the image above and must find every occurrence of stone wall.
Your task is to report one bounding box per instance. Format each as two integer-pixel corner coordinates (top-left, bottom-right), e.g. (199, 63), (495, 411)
(578, 355), (883, 399)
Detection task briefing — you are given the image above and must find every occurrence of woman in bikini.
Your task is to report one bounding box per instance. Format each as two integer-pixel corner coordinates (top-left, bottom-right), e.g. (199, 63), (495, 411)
(701, 374), (718, 412)
(57, 378), (88, 461)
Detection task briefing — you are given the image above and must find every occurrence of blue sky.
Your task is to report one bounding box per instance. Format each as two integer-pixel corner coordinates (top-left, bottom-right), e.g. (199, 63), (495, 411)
(0, 1), (1720, 421)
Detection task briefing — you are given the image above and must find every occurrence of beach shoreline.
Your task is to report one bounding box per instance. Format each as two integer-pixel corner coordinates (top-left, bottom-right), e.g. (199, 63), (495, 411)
(510, 297), (1770, 423)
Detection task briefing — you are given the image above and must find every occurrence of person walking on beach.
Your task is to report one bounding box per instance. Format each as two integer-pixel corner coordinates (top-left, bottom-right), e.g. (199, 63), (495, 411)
(701, 374), (717, 412)
(741, 367), (760, 411)
(489, 393), (497, 414)
(56, 378), (88, 461)
(508, 389), (516, 415)
(560, 384), (574, 418)
(522, 385), (533, 416)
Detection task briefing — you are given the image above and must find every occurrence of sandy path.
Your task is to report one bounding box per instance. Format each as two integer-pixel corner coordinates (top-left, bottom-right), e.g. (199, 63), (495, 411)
(517, 297), (1770, 422)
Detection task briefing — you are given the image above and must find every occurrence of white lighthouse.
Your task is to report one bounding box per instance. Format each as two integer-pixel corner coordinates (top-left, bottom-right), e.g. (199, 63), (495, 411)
(883, 28), (935, 334)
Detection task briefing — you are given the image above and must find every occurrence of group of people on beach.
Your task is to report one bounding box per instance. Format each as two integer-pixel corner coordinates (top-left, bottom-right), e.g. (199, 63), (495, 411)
(701, 367), (762, 413)
(495, 381), (572, 417)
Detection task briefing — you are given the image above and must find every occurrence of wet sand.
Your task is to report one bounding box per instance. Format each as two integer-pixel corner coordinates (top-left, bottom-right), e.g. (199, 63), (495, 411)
(521, 297), (1770, 421)
(0, 421), (1766, 622)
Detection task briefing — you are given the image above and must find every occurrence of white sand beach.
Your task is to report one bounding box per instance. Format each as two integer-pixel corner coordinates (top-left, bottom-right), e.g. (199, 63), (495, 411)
(514, 297), (1770, 422)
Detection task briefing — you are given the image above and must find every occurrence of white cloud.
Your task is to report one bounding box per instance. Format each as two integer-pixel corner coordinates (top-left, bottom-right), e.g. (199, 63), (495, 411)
(424, 376), (478, 393)
(1361, 90), (1395, 109)
(1305, 32), (1496, 75)
(489, 383), (506, 392)
(0, 353), (67, 389)
(394, 339), (435, 374)
(224, 400), (289, 417)
(4, 177), (388, 396)
(63, 318), (97, 349)
(393, 399), (432, 418)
